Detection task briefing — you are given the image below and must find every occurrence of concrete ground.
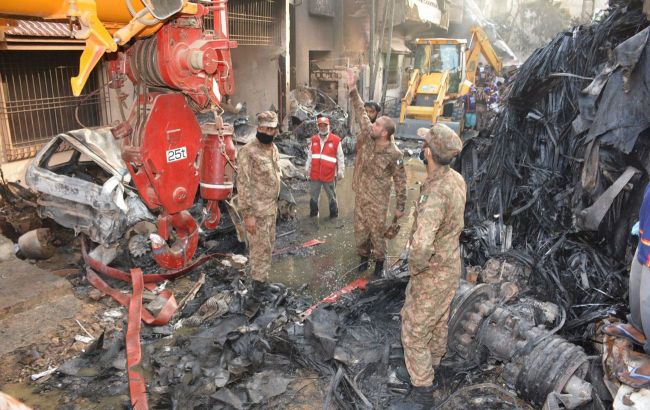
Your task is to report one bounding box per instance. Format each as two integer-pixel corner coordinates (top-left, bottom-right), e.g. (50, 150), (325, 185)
(0, 234), (80, 361)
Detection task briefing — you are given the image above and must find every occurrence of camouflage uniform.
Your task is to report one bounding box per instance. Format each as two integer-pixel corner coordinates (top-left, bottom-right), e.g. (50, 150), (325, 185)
(349, 87), (407, 261)
(237, 112), (282, 282)
(401, 124), (466, 387)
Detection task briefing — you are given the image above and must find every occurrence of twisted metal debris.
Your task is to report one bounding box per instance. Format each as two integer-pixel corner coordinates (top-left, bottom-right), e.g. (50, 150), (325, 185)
(459, 2), (649, 341)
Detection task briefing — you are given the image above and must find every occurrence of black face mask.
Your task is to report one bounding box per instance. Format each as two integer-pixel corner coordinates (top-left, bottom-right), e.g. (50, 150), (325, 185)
(419, 149), (428, 165)
(256, 131), (274, 145)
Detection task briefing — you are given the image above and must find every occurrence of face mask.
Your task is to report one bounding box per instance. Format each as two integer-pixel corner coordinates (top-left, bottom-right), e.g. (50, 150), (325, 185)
(256, 131), (274, 144)
(318, 126), (330, 137)
(419, 149), (428, 165)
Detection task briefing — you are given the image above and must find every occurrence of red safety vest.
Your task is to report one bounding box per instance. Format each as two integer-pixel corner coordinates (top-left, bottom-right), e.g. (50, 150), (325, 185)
(310, 133), (341, 183)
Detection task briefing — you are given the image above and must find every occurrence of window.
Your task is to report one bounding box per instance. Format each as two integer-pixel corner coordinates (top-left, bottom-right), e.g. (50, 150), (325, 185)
(0, 51), (114, 162)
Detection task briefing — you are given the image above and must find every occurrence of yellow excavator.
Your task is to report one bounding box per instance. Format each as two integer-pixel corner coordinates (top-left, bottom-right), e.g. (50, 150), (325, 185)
(397, 25), (502, 137)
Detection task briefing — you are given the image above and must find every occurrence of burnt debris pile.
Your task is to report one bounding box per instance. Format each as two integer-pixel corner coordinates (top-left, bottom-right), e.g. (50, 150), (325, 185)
(41, 266), (534, 409)
(26, 2), (650, 409)
(289, 86), (350, 141)
(41, 269), (313, 409)
(459, 1), (650, 340)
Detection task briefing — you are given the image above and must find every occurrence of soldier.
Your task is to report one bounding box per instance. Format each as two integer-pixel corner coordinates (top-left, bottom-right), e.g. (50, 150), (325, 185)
(305, 116), (344, 218)
(400, 123), (465, 406)
(237, 111), (282, 289)
(346, 69), (407, 277)
(363, 100), (381, 124)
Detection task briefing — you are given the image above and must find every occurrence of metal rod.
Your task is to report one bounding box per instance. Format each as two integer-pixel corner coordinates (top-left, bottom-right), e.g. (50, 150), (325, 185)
(380, 0), (395, 109)
(369, 0), (376, 98)
(285, 0), (290, 125)
(372, 0), (390, 101)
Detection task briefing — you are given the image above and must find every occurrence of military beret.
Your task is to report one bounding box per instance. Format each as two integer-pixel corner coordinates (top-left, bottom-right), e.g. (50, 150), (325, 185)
(417, 124), (463, 162)
(257, 111), (278, 128)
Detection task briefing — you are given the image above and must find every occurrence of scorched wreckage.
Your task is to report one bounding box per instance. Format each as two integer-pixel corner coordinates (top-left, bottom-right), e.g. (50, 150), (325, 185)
(1, 0), (650, 409)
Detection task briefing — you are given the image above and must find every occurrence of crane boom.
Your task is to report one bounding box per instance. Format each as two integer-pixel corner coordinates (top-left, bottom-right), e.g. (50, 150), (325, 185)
(0, 0), (197, 95)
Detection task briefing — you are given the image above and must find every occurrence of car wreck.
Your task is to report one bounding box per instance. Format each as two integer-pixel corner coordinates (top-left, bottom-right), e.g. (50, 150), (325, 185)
(25, 128), (154, 260)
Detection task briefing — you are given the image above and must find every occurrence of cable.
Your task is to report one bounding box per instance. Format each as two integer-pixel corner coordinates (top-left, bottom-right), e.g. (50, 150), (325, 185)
(74, 78), (116, 128)
(125, 0), (160, 26)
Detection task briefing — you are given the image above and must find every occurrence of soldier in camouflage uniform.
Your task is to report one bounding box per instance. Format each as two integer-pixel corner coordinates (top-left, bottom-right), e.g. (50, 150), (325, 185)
(346, 69), (407, 277)
(237, 111), (282, 286)
(400, 123), (466, 406)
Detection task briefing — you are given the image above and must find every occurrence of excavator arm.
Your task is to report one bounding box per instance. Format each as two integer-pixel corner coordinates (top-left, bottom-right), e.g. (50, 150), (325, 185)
(465, 25), (502, 85)
(399, 68), (421, 123)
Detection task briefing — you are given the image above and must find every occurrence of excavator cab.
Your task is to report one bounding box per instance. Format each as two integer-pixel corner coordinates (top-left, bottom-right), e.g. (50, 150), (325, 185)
(413, 41), (466, 95)
(397, 26), (503, 139)
(398, 38), (467, 137)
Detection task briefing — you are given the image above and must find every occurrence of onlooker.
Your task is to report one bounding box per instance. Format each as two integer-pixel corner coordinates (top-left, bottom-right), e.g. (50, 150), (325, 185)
(305, 116), (344, 218)
(463, 87), (477, 130)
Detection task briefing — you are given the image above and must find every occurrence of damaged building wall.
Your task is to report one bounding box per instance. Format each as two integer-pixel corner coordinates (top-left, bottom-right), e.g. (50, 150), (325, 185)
(294, 0), (339, 87)
(231, 46), (282, 118)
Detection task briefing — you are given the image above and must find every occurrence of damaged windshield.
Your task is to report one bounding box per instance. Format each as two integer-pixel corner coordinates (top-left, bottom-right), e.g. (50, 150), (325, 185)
(414, 43), (461, 74)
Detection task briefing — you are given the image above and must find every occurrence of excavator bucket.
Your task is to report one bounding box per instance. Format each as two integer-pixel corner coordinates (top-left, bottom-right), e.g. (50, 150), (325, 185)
(394, 117), (462, 140)
(394, 118), (432, 140)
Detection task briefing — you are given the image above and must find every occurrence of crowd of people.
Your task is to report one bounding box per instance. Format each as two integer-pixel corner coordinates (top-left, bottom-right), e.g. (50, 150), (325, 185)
(463, 62), (504, 131)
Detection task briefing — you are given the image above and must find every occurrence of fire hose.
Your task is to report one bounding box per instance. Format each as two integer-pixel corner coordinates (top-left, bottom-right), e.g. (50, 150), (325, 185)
(81, 239), (230, 409)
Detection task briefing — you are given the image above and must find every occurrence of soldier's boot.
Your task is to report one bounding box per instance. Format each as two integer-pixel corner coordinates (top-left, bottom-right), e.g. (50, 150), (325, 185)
(373, 260), (384, 278)
(251, 280), (266, 296)
(329, 200), (338, 218)
(309, 199), (319, 217)
(395, 366), (411, 384)
(406, 384), (435, 407)
(251, 280), (284, 299)
(358, 256), (369, 273)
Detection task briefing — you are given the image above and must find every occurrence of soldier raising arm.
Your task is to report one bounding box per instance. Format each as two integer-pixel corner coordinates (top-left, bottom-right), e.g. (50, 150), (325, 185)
(346, 68), (407, 277)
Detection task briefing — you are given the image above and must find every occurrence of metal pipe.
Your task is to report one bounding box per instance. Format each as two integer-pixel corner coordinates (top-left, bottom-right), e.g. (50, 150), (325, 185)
(380, 0), (395, 109)
(371, 0), (390, 100)
(0, 0), (152, 23)
(369, 0), (375, 98)
(285, 0), (291, 126)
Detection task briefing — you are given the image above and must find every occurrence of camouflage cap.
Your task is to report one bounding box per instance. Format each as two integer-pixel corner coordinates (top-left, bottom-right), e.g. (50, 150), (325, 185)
(257, 111), (278, 128)
(417, 124), (463, 162)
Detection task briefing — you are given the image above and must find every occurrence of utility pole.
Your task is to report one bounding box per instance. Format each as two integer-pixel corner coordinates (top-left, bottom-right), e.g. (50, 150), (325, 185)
(369, 0), (375, 100)
(581, 0), (595, 22)
(380, 0), (395, 109)
(371, 0), (389, 100)
(285, 0), (291, 125)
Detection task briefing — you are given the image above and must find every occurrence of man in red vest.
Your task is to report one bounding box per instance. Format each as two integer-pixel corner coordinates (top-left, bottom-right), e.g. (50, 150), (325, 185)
(305, 116), (345, 218)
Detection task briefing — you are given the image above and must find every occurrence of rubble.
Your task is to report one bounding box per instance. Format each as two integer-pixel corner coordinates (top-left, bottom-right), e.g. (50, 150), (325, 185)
(456, 0), (650, 405)
(6, 2), (650, 409)
(448, 281), (592, 408)
(459, 2), (649, 336)
(25, 128), (154, 246)
(16, 228), (55, 260)
(288, 86), (350, 142)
